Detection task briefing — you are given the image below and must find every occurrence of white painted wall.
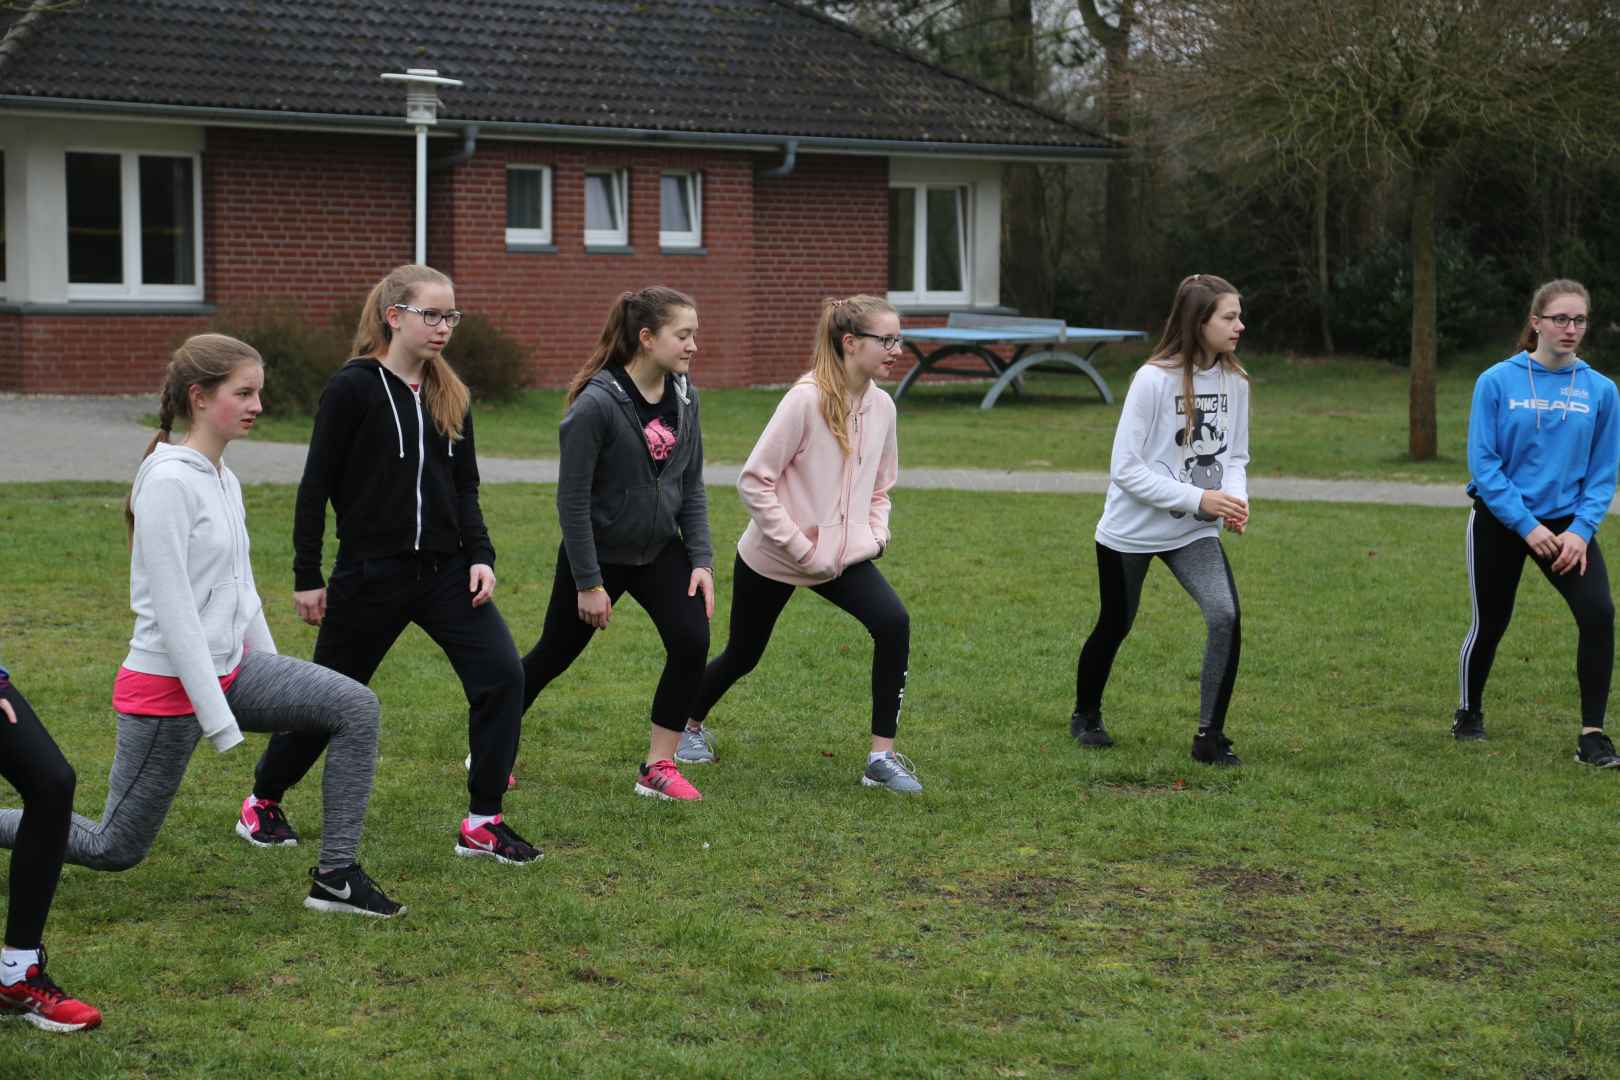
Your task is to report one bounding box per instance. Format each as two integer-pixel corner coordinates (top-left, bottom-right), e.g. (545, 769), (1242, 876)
(0, 116), (204, 303)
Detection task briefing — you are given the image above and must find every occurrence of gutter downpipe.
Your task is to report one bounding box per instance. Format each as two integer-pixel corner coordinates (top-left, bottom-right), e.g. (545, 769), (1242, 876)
(760, 138), (798, 178)
(429, 124), (480, 172)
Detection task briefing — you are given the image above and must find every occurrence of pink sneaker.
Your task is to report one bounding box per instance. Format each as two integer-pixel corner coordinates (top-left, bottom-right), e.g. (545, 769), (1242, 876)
(236, 795), (299, 847)
(635, 759), (702, 801)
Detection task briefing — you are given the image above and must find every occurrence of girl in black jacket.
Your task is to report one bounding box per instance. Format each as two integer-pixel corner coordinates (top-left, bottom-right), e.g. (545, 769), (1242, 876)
(520, 287), (714, 801)
(237, 263), (539, 866)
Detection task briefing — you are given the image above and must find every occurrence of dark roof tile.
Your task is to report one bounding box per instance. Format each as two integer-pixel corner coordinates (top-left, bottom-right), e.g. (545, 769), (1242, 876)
(0, 0), (1105, 151)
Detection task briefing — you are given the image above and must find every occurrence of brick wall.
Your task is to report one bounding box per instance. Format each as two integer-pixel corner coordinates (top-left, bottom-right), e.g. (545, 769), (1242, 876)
(751, 155), (889, 384)
(8, 130), (894, 393)
(436, 143), (758, 388)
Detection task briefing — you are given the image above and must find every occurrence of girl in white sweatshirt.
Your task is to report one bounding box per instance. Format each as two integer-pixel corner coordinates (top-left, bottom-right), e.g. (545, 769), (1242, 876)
(1072, 274), (1251, 766)
(0, 335), (403, 917)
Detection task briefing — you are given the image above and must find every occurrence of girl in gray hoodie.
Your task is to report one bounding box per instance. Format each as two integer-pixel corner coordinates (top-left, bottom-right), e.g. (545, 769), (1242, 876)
(0, 335), (402, 917)
(519, 287), (715, 802)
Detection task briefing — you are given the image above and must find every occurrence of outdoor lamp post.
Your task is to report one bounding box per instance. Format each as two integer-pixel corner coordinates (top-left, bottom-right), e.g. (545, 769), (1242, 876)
(379, 67), (464, 264)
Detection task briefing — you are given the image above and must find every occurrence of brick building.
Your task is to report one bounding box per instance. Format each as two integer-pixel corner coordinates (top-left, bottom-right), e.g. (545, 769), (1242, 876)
(0, 1), (1110, 393)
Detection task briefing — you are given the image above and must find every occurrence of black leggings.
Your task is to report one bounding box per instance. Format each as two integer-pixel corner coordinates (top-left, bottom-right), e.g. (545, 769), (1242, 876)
(255, 550), (524, 817)
(692, 554), (910, 738)
(521, 540), (710, 734)
(1075, 537), (1241, 731)
(1458, 505), (1613, 726)
(0, 681), (74, 947)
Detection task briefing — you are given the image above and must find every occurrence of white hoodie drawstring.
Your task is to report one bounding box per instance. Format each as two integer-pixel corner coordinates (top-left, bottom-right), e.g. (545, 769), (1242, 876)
(1526, 356), (1581, 430)
(379, 368), (405, 458)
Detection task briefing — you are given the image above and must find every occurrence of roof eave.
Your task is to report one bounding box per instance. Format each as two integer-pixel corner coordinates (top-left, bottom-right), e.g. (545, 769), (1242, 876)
(0, 96), (1121, 161)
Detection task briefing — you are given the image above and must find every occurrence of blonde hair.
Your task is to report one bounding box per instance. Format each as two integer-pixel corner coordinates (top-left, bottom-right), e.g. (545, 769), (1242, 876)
(567, 287), (697, 405)
(809, 295), (897, 456)
(1519, 278), (1591, 352)
(1147, 274), (1250, 447)
(125, 333), (262, 543)
(353, 264), (470, 440)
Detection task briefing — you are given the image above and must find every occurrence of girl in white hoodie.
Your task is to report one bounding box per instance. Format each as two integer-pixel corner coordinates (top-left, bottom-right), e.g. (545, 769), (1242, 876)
(684, 296), (919, 793)
(0, 335), (402, 917)
(1072, 274), (1251, 766)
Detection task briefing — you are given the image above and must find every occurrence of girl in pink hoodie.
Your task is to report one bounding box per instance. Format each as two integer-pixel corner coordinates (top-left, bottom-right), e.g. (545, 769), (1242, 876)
(681, 296), (920, 793)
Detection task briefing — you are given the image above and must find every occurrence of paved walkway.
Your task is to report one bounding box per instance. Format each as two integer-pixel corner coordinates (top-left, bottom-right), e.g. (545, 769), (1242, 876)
(1, 394), (1602, 513)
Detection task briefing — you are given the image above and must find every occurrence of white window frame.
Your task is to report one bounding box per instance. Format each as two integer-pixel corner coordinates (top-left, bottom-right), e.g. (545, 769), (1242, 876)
(659, 171), (702, 249)
(504, 164), (553, 246)
(583, 168), (630, 248)
(65, 148), (204, 302)
(887, 182), (971, 307)
(0, 146), (8, 298)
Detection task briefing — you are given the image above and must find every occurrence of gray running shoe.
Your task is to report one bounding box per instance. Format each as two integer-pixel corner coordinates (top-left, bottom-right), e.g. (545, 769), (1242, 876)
(674, 723), (716, 765)
(861, 751), (922, 793)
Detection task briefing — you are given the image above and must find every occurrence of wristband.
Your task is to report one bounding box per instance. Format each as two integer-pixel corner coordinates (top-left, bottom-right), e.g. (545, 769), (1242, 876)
(584, 585), (606, 593)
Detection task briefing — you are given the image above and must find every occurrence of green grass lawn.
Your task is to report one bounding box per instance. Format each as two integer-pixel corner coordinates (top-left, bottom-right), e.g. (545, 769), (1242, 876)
(2, 482), (1617, 1077)
(242, 347), (1509, 485)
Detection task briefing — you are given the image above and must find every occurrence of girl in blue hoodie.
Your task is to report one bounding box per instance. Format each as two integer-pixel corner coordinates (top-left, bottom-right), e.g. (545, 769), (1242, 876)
(1455, 279), (1620, 767)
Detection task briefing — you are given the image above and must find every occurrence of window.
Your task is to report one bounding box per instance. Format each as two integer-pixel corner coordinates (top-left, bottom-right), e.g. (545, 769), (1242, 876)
(66, 150), (201, 300)
(505, 165), (552, 246)
(584, 169), (629, 248)
(887, 184), (970, 305)
(659, 172), (702, 249)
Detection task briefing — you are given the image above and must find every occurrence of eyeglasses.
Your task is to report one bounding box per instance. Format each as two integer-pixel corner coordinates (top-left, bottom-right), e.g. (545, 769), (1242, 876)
(852, 331), (905, 351)
(1535, 313), (1589, 331)
(393, 304), (463, 328)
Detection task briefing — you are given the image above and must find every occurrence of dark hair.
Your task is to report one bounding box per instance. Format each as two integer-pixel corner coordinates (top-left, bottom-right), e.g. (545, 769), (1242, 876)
(567, 287), (697, 405)
(1147, 274), (1250, 446)
(1518, 278), (1591, 351)
(353, 263), (470, 440)
(125, 333), (263, 543)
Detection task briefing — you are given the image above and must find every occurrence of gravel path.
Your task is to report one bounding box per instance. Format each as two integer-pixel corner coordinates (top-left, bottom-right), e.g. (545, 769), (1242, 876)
(3, 394), (1600, 513)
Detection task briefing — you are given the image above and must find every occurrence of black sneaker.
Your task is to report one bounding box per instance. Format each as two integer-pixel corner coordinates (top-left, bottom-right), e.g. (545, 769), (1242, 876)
(1452, 709), (1486, 741)
(455, 815), (542, 866)
(1575, 731), (1620, 768)
(303, 863), (405, 918)
(1069, 710), (1114, 748)
(1191, 730), (1241, 766)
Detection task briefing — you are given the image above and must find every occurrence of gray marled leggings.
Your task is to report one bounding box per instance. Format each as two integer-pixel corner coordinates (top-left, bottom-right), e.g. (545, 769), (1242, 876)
(0, 650), (379, 871)
(1075, 536), (1242, 731)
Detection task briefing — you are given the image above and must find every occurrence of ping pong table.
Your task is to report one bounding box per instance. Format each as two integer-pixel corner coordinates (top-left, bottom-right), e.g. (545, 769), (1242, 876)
(895, 313), (1146, 410)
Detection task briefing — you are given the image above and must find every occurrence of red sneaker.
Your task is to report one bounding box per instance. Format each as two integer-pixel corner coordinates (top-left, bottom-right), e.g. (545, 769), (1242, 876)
(0, 952), (102, 1033)
(635, 759), (702, 802)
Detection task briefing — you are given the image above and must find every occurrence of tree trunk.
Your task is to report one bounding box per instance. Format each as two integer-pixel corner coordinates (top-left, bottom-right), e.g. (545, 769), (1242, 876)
(1004, 0), (1053, 314)
(1314, 167), (1334, 353)
(1077, 0), (1136, 319)
(1409, 164), (1438, 461)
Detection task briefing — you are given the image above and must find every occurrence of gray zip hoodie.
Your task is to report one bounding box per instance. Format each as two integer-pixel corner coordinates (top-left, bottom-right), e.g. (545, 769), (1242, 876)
(124, 443), (276, 752)
(557, 369), (713, 589)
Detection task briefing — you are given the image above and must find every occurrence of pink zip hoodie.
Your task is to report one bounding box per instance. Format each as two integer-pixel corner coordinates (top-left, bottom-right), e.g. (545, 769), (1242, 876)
(737, 376), (898, 586)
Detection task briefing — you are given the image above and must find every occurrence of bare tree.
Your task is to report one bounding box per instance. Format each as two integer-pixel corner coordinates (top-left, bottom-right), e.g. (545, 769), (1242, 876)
(1143, 0), (1620, 459)
(1074, 0), (1138, 316)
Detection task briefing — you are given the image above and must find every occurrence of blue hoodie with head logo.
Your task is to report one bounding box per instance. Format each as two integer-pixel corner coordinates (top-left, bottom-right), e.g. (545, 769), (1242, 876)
(1466, 350), (1620, 541)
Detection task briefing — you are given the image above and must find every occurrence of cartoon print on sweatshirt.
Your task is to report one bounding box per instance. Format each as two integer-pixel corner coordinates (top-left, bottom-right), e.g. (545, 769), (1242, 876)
(1159, 393), (1228, 521)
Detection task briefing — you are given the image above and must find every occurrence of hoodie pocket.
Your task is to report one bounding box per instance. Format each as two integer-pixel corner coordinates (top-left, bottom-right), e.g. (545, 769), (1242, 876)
(800, 522), (846, 579)
(198, 581), (249, 662)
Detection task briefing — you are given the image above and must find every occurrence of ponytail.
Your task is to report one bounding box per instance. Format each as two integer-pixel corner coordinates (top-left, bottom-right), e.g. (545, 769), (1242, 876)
(126, 334), (262, 544)
(809, 295), (896, 457)
(567, 286), (697, 405)
(354, 263), (470, 440)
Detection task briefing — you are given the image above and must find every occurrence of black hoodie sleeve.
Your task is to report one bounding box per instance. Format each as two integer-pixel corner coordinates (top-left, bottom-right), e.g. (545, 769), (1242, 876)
(557, 392), (609, 589)
(677, 387), (713, 570)
(454, 409), (497, 569)
(292, 373), (360, 591)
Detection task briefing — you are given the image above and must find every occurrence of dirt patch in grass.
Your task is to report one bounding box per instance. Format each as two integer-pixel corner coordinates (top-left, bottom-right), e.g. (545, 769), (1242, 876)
(982, 873), (1079, 913)
(1194, 864), (1306, 898)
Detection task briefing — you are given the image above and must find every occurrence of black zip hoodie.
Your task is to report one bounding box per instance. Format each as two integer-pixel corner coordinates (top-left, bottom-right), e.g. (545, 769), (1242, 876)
(293, 358), (496, 591)
(557, 369), (712, 590)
